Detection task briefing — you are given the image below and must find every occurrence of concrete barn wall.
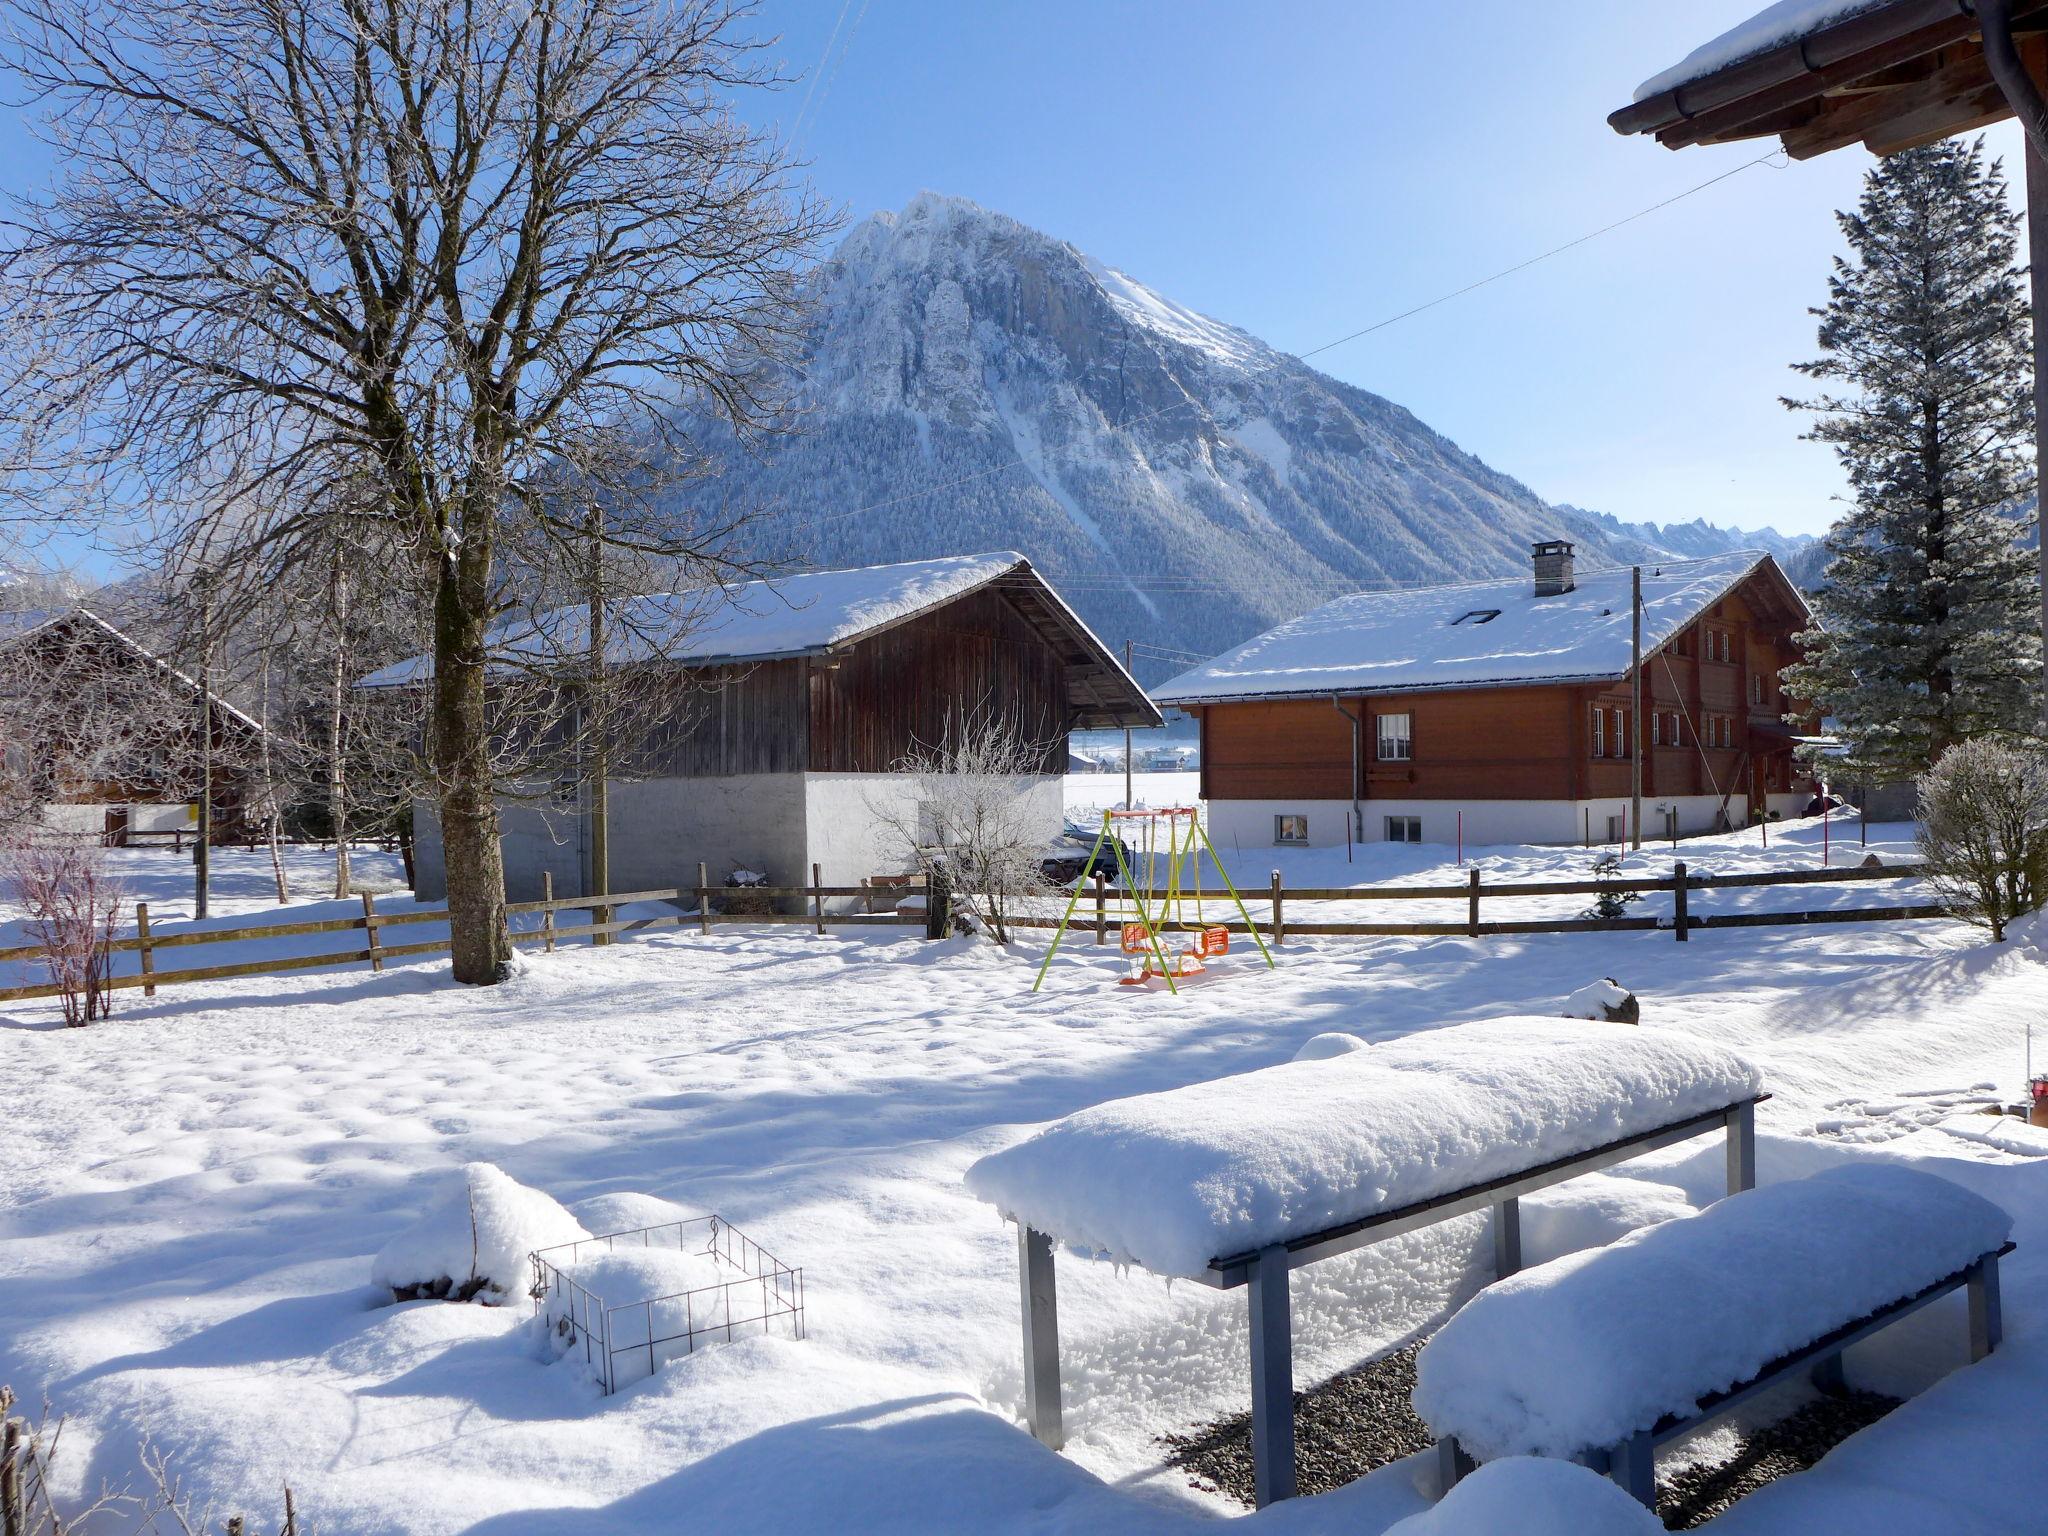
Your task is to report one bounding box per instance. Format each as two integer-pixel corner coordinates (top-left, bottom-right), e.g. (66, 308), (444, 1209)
(801, 772), (1064, 913)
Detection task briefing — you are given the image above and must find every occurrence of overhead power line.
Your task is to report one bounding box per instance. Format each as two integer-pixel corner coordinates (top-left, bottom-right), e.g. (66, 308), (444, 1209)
(805, 149), (1788, 529)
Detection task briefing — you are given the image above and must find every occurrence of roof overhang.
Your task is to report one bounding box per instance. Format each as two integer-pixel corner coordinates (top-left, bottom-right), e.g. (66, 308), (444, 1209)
(1610, 0), (2048, 159)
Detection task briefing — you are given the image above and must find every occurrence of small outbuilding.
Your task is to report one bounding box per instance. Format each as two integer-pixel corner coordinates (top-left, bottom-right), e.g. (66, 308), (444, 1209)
(362, 553), (1157, 904)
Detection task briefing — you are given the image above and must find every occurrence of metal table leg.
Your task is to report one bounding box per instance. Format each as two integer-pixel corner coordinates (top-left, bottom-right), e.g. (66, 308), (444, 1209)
(1019, 1225), (1064, 1448)
(1248, 1243), (1297, 1506)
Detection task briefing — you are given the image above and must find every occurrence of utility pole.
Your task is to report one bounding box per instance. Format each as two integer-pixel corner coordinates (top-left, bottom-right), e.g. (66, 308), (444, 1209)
(194, 580), (213, 919)
(1123, 639), (1135, 811)
(1630, 566), (1644, 851)
(586, 501), (610, 945)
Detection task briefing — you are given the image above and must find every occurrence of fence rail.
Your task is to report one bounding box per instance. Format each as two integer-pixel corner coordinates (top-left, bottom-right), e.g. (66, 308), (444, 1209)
(0, 859), (1949, 1006)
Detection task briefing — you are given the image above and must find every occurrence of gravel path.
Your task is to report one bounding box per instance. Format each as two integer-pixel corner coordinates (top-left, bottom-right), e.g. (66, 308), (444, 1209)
(1159, 1343), (1432, 1503)
(1159, 1347), (1899, 1523)
(1657, 1387), (1901, 1529)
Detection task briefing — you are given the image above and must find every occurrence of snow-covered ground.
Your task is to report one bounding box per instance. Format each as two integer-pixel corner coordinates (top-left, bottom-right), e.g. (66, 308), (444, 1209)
(1, 793), (2043, 1534)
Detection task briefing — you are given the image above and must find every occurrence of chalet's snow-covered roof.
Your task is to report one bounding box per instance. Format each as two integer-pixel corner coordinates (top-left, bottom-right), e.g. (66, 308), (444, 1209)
(1633, 0), (1889, 101)
(355, 552), (1159, 726)
(0, 605), (269, 735)
(1152, 552), (1801, 706)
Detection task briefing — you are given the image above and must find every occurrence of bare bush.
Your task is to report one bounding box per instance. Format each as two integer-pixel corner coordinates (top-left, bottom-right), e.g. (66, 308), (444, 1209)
(874, 711), (1057, 946)
(1, 1384), (304, 1535)
(3, 836), (124, 1025)
(1916, 738), (2048, 940)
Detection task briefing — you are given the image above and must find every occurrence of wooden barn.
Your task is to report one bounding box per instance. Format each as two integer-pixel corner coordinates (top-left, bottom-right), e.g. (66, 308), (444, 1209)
(0, 606), (268, 844)
(1152, 544), (1818, 850)
(361, 553), (1158, 904)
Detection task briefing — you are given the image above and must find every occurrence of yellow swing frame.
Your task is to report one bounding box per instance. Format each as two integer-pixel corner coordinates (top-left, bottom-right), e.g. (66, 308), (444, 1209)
(1031, 806), (1274, 993)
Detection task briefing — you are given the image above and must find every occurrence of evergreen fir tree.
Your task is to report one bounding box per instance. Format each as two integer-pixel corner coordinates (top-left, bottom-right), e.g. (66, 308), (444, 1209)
(1781, 136), (2041, 783)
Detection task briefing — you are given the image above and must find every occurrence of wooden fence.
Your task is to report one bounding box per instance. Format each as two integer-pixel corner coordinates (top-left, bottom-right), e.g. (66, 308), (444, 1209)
(1012, 859), (1946, 943)
(0, 862), (921, 1004)
(0, 859), (1946, 1006)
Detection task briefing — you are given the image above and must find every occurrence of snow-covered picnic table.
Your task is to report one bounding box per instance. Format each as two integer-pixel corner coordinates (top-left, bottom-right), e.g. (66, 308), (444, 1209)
(966, 1017), (1766, 1506)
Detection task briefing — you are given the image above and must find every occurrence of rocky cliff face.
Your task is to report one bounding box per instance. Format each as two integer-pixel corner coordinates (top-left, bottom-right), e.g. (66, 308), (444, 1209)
(691, 193), (1805, 681)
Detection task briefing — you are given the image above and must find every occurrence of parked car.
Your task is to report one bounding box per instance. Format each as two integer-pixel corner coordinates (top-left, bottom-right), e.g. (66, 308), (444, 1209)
(1039, 825), (1134, 886)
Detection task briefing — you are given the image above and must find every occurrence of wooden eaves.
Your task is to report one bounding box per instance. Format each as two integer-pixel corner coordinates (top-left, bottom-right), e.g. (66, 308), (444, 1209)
(1609, 0), (2048, 159)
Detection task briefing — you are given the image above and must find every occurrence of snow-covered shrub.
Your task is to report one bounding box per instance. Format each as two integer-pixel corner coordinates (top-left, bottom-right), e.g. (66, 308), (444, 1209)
(3, 834), (125, 1027)
(372, 1163), (589, 1304)
(1559, 978), (1639, 1025)
(1292, 1032), (1369, 1061)
(1916, 738), (2048, 940)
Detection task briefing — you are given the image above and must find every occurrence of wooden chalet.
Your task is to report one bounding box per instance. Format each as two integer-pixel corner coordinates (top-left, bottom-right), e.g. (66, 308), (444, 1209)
(359, 552), (1159, 904)
(1152, 544), (1817, 850)
(0, 607), (267, 844)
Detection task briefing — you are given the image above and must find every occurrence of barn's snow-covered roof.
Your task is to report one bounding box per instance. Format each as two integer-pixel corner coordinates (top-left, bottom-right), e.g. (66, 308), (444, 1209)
(357, 551), (1159, 728)
(1152, 552), (1804, 707)
(0, 605), (269, 735)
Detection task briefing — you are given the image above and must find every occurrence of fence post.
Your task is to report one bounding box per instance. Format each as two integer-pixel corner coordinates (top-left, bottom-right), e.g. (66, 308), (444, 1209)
(136, 901), (156, 998)
(1674, 860), (1689, 943)
(812, 862), (826, 936)
(541, 871), (556, 954)
(926, 863), (952, 940)
(361, 890), (383, 973)
(698, 862), (711, 936)
(1093, 872), (1106, 945)
(1467, 867), (1481, 937)
(1270, 870), (1284, 946)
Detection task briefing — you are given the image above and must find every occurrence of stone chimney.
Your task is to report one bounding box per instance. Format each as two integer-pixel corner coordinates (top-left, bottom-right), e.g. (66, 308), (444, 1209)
(1532, 539), (1576, 597)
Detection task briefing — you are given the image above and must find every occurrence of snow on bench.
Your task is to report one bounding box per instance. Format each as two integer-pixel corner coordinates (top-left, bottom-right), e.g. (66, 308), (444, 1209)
(966, 1017), (1766, 1506)
(966, 1018), (1763, 1279)
(1416, 1164), (2014, 1507)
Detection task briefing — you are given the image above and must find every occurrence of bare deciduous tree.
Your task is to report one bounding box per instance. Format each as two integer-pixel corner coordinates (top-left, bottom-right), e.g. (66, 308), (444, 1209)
(873, 710), (1058, 947)
(1917, 737), (2048, 940)
(0, 0), (835, 982)
(2, 834), (124, 1025)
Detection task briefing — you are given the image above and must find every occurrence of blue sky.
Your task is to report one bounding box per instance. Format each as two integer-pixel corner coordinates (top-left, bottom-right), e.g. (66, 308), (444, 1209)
(4, 2), (2027, 574)
(755, 0), (2024, 541)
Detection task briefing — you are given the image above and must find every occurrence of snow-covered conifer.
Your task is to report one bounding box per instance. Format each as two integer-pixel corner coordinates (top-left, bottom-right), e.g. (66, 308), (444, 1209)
(1782, 137), (2040, 781)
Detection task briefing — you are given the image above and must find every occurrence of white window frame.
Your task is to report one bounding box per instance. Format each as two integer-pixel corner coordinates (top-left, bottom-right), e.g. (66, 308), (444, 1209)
(1590, 705), (1605, 758)
(1651, 711), (1663, 747)
(1384, 815), (1421, 844)
(1376, 711), (1413, 762)
(1274, 813), (1308, 846)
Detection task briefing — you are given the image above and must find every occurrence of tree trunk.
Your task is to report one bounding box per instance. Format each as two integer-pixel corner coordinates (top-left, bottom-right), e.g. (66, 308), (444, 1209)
(432, 549), (510, 984)
(329, 557), (352, 899)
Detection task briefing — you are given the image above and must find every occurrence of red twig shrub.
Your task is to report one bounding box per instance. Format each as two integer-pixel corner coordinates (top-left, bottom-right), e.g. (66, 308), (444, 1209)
(5, 837), (124, 1025)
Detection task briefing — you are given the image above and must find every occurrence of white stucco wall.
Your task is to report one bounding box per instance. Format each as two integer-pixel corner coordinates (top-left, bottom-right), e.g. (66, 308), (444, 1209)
(409, 771), (1068, 913)
(1204, 793), (1809, 852)
(802, 772), (1064, 913)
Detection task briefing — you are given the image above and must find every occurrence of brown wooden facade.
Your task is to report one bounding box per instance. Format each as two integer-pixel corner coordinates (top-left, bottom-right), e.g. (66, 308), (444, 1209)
(635, 578), (1132, 779)
(1192, 567), (1817, 823)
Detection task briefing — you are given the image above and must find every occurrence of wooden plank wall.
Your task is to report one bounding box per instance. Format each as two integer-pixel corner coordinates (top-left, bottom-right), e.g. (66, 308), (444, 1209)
(809, 587), (1067, 774)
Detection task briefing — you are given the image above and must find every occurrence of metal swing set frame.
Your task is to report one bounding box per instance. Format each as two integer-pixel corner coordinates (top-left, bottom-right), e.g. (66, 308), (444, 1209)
(1031, 806), (1274, 993)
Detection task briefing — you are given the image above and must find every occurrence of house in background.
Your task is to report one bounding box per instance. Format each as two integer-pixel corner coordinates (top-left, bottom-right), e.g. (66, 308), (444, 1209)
(0, 606), (269, 843)
(1153, 543), (1816, 850)
(361, 553), (1158, 905)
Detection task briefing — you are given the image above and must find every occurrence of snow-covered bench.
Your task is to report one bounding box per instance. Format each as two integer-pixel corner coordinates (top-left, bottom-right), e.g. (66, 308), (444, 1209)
(965, 1018), (1767, 1506)
(1416, 1164), (2014, 1508)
